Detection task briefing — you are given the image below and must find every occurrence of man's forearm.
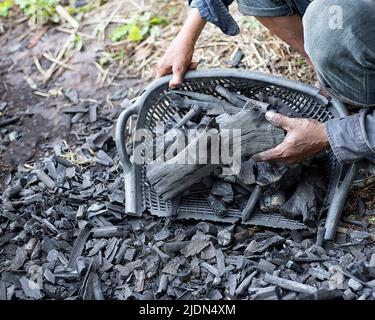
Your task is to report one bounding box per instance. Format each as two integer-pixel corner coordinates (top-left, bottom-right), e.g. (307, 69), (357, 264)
(326, 109), (375, 163)
(177, 8), (206, 47)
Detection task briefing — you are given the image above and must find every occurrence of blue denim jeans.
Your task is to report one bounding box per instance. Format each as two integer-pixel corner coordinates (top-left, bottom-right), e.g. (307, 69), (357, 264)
(189, 0), (375, 163)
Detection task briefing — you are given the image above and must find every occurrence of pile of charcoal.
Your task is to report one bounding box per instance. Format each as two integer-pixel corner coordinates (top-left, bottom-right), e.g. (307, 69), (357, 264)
(147, 86), (328, 227)
(1, 87), (375, 300)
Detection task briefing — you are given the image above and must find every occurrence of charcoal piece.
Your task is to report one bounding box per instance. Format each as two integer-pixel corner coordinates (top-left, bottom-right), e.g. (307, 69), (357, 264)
(0, 232), (16, 249)
(181, 240), (210, 258)
(211, 181), (233, 203)
(170, 90), (240, 112)
(200, 243), (216, 260)
(197, 222), (217, 235)
(208, 288), (223, 300)
(255, 161), (292, 187)
(249, 286), (278, 300)
(216, 248), (225, 276)
(217, 229), (233, 247)
(348, 279), (363, 292)
(150, 245), (169, 263)
(315, 226), (326, 247)
(8, 246), (27, 271)
(67, 224), (91, 269)
(343, 289), (356, 300)
(370, 253), (375, 268)
(175, 105), (202, 129)
(114, 259), (142, 278)
(206, 193), (227, 217)
(215, 85), (246, 108)
(148, 107), (284, 200)
(154, 228), (170, 241)
(164, 241), (188, 257)
(44, 268), (56, 284)
(197, 115), (212, 130)
(156, 274), (168, 298)
(201, 262), (219, 277)
(178, 262), (192, 282)
(244, 236), (285, 255)
(91, 226), (127, 238)
(76, 257), (86, 275)
(259, 188), (286, 212)
(3, 179), (27, 199)
(0, 281), (7, 300)
(34, 169), (55, 189)
(297, 289), (343, 300)
(264, 274), (317, 294)
(237, 159), (256, 185)
(280, 167), (326, 227)
(257, 259), (276, 274)
(308, 267), (330, 280)
(235, 270), (257, 297)
(19, 277), (43, 300)
(64, 88), (79, 104)
(225, 48), (244, 68)
(286, 261), (303, 274)
(241, 185), (262, 222)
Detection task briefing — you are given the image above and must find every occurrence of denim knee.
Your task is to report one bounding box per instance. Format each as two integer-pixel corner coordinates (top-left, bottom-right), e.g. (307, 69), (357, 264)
(303, 0), (375, 106)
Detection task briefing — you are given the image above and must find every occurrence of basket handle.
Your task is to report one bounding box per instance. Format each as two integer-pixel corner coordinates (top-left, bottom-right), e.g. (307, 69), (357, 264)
(115, 104), (139, 170)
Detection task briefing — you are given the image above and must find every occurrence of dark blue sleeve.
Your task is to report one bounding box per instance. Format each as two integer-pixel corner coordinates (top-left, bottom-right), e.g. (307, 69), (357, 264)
(188, 0), (240, 36)
(325, 108), (375, 163)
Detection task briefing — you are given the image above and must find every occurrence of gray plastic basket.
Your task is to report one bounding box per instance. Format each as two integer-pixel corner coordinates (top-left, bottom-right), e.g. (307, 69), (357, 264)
(116, 70), (357, 238)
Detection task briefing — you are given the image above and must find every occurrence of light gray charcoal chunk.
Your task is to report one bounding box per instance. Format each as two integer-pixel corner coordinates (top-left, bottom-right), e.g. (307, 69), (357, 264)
(181, 240), (210, 258)
(19, 277), (43, 300)
(200, 243), (216, 260)
(308, 267), (331, 280)
(370, 253), (375, 268)
(244, 236), (285, 255)
(235, 270), (257, 297)
(124, 248), (136, 262)
(249, 286), (278, 300)
(348, 278), (363, 292)
(88, 239), (108, 256)
(257, 259), (276, 274)
(114, 259), (142, 278)
(154, 228), (170, 241)
(264, 274), (317, 294)
(197, 222), (217, 235)
(211, 181), (234, 203)
(343, 289), (356, 300)
(237, 159), (255, 185)
(349, 231), (369, 243)
(217, 228), (233, 247)
(44, 268), (56, 284)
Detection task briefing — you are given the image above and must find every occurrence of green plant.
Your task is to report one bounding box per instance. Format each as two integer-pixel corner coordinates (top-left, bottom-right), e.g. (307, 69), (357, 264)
(0, 0), (14, 17)
(109, 12), (168, 42)
(15, 0), (60, 25)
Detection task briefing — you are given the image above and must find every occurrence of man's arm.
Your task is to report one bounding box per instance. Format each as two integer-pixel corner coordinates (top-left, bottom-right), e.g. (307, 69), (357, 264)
(252, 109), (375, 164)
(156, 8), (206, 88)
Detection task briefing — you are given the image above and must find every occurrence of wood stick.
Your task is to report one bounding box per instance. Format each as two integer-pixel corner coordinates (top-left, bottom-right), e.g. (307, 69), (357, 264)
(264, 274), (317, 294)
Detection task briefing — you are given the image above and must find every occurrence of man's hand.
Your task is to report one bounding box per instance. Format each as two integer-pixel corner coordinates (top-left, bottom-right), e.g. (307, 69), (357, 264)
(156, 8), (206, 88)
(156, 37), (198, 88)
(252, 112), (330, 164)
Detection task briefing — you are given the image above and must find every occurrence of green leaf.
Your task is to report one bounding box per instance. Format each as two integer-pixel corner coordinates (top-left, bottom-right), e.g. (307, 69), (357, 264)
(369, 217), (375, 224)
(149, 16), (168, 25)
(0, 0), (13, 17)
(128, 25), (143, 42)
(109, 24), (129, 42)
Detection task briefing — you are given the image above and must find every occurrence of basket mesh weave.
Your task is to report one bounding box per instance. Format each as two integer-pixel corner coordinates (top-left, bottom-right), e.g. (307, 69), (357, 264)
(135, 75), (338, 228)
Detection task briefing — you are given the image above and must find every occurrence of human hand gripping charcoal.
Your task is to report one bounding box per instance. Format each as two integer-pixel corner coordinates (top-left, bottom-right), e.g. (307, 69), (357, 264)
(146, 91), (285, 202)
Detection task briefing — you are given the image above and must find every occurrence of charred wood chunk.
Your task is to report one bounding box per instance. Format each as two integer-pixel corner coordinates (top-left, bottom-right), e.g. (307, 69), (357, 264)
(260, 188), (286, 212)
(211, 181), (233, 203)
(206, 193), (228, 217)
(255, 161), (300, 188)
(280, 167), (326, 227)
